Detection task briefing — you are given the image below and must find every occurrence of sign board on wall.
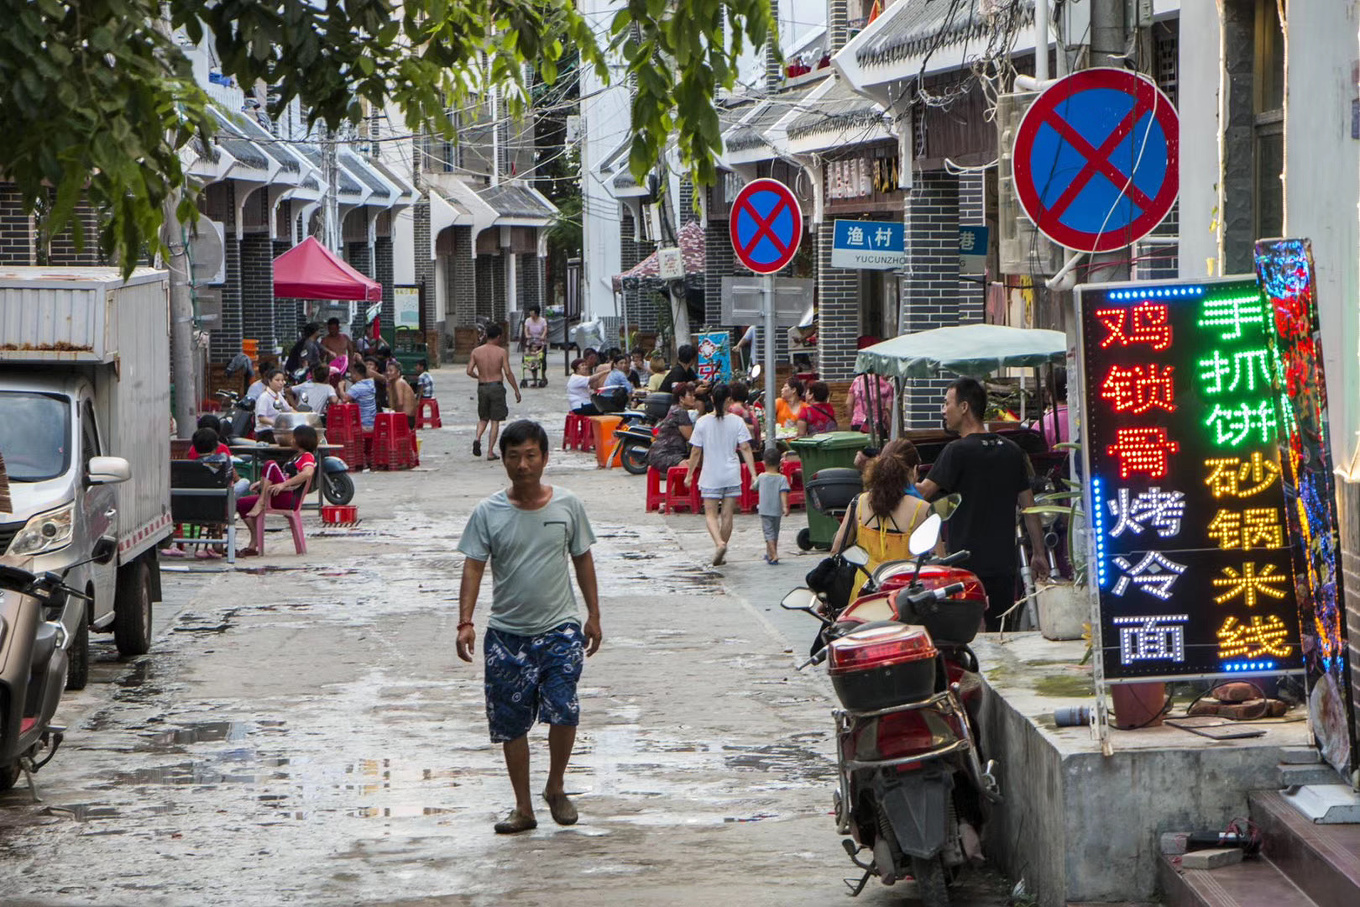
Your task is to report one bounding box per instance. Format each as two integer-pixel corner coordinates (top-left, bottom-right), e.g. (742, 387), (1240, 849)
(831, 219), (904, 270)
(394, 286), (420, 330)
(1078, 278), (1304, 681)
(696, 331), (733, 384)
(721, 277), (813, 326)
(657, 247), (684, 281)
(959, 225), (989, 276)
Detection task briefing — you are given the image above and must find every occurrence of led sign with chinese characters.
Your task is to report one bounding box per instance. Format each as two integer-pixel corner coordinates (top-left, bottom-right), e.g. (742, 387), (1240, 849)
(1078, 278), (1304, 681)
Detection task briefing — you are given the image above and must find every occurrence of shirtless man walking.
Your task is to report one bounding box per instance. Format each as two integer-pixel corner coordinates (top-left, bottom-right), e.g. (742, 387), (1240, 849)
(467, 324), (522, 460)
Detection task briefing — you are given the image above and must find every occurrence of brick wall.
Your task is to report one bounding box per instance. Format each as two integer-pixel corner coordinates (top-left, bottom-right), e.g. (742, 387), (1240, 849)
(705, 215), (734, 325)
(517, 252), (540, 310)
(273, 239), (300, 347)
(0, 183), (34, 264)
(413, 199), (437, 343)
(451, 226), (476, 328)
(376, 236), (395, 326)
(240, 231), (276, 357)
(476, 254), (494, 320)
(0, 181), (102, 266)
(816, 219), (861, 380)
(1340, 482), (1360, 774)
(44, 195), (102, 266)
(211, 183), (243, 363)
(901, 170), (970, 428)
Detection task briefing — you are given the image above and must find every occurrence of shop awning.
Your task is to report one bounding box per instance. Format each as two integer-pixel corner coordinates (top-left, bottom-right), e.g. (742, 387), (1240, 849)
(273, 237), (381, 301)
(855, 323), (1066, 379)
(612, 221), (706, 292)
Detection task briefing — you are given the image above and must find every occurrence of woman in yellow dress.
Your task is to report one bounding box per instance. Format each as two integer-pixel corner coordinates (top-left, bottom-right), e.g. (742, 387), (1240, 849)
(829, 439), (932, 602)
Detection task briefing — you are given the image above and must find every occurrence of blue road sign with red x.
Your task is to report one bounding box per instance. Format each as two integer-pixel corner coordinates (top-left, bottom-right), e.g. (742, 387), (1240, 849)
(730, 179), (803, 274)
(1013, 68), (1179, 254)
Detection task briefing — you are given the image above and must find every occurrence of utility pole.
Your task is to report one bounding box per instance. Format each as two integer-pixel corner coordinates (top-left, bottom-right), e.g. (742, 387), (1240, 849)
(1088, 0), (1132, 283)
(155, 14), (195, 439)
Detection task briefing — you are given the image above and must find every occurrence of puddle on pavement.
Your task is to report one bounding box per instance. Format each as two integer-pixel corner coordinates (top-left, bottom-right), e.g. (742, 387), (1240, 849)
(142, 720), (252, 749)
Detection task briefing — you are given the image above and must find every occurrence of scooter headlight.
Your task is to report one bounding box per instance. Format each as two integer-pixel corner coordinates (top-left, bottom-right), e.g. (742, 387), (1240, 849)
(8, 504), (75, 558)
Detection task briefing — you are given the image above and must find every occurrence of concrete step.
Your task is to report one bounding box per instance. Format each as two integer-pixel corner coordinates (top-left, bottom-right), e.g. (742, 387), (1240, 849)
(1279, 747), (1323, 765)
(1251, 790), (1360, 907)
(1158, 853), (1318, 907)
(1280, 763), (1347, 788)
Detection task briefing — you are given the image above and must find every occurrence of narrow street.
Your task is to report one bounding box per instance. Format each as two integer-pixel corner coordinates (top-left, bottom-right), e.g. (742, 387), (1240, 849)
(0, 370), (1007, 907)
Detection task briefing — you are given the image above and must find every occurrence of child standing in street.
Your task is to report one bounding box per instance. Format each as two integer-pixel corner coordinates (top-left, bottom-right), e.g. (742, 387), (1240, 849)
(755, 447), (791, 564)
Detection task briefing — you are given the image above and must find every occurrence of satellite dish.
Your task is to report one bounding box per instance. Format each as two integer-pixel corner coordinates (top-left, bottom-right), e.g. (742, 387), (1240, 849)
(188, 215), (226, 286)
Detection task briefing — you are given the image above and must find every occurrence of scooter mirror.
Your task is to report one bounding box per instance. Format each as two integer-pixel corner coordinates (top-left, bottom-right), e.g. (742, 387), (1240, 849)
(780, 587), (817, 610)
(841, 546), (870, 567)
(749, 364), (761, 380)
(91, 535), (118, 565)
(932, 493), (963, 521)
(908, 513), (943, 556)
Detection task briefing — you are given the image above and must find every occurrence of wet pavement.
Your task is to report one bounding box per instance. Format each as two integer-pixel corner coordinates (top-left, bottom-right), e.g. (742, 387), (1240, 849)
(0, 368), (1011, 906)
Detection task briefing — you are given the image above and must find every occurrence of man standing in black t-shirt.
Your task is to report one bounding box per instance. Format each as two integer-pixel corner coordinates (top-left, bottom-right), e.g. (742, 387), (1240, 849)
(659, 343), (700, 394)
(917, 377), (1049, 631)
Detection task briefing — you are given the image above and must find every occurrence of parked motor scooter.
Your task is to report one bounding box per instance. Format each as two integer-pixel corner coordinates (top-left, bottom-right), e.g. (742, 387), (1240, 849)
(608, 391), (672, 475)
(0, 536), (118, 793)
(782, 512), (1000, 904)
(214, 389), (256, 441)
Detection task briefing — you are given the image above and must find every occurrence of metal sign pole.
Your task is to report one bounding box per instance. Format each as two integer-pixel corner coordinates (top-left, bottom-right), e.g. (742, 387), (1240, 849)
(763, 274), (777, 452)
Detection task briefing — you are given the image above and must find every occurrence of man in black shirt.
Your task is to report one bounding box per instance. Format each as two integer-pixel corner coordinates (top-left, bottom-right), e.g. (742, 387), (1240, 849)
(659, 343), (699, 394)
(917, 377), (1049, 631)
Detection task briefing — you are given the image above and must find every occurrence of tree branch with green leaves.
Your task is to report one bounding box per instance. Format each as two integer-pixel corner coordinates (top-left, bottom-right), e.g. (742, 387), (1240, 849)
(0, 0), (774, 275)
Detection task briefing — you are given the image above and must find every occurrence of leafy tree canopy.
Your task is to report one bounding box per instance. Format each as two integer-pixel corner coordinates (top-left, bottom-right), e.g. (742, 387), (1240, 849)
(0, 0), (773, 273)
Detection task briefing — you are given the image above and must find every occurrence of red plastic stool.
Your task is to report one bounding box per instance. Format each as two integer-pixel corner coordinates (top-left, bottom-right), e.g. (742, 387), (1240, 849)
(415, 397), (442, 429)
(328, 403), (362, 442)
(738, 463), (759, 514)
(665, 466), (698, 514)
(782, 460), (805, 510)
(370, 413), (413, 470)
(563, 413), (594, 451)
(645, 466), (666, 512)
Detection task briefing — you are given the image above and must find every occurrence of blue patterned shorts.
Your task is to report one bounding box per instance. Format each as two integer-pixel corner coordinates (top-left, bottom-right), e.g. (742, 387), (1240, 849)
(484, 622), (584, 743)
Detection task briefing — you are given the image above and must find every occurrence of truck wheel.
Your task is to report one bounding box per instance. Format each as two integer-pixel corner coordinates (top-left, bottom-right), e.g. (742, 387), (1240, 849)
(620, 442), (649, 475)
(321, 470), (355, 506)
(65, 609), (89, 691)
(910, 855), (950, 907)
(796, 528), (813, 551)
(114, 559), (153, 657)
(0, 762), (19, 792)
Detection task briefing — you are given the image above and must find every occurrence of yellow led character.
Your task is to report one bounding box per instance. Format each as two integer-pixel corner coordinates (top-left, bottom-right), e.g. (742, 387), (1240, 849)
(1212, 562), (1289, 608)
(1217, 614), (1294, 659)
(1204, 451), (1281, 498)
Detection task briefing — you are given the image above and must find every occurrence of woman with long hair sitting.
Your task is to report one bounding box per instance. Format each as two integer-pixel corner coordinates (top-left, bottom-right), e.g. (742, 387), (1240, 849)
(829, 439), (932, 601)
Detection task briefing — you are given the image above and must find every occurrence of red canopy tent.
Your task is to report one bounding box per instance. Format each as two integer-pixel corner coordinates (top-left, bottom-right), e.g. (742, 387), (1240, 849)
(273, 236), (381, 302)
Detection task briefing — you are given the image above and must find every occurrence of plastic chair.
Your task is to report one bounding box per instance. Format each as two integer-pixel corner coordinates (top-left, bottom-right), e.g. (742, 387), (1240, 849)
(252, 474), (311, 556)
(415, 398), (442, 429)
(739, 463), (759, 514)
(665, 465), (699, 514)
(782, 461), (805, 510)
(645, 466), (666, 512)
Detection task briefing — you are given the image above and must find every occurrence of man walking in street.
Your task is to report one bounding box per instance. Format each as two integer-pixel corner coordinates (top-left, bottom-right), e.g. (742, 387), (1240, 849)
(466, 324), (522, 460)
(456, 420), (602, 834)
(916, 377), (1049, 631)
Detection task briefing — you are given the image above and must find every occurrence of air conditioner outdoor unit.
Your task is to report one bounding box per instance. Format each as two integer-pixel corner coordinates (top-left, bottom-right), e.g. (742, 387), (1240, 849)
(996, 91), (1065, 277)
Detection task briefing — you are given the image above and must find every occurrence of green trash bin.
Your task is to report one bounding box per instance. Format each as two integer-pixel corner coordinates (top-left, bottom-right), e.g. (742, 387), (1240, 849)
(789, 431), (870, 550)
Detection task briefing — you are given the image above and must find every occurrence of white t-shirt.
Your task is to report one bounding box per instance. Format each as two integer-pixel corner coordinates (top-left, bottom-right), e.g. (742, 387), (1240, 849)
(255, 388), (291, 433)
(690, 412), (751, 491)
(294, 380), (337, 415)
(567, 374), (592, 410)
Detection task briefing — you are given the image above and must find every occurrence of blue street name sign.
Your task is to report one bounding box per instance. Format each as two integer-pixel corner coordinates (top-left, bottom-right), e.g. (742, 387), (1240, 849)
(831, 219), (905, 270)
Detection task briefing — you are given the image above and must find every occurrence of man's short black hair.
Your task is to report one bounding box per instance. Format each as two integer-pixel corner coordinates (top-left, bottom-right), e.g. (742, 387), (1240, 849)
(499, 419), (550, 456)
(949, 376), (987, 420)
(191, 428), (219, 454)
(196, 414), (223, 434)
(485, 324), (502, 339)
(677, 343), (696, 364)
(529, 306), (540, 315)
(327, 317), (340, 326)
(312, 364), (330, 382)
(416, 358), (428, 370)
(763, 447), (781, 468)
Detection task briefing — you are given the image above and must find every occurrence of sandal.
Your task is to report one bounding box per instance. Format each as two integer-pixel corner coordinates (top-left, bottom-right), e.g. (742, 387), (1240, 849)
(487, 453), (500, 461)
(493, 808), (538, 834)
(542, 791), (578, 826)
(237, 547), (259, 558)
(472, 440), (482, 457)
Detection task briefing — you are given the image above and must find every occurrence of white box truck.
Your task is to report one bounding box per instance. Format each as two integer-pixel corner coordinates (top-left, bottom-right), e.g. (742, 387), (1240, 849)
(0, 267), (172, 688)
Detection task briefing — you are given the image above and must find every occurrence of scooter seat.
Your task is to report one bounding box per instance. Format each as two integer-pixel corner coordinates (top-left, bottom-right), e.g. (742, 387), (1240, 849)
(30, 621), (59, 671)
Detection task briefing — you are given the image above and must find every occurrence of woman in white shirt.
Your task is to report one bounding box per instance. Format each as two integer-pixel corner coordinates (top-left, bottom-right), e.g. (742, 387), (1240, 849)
(254, 369), (293, 441)
(566, 358), (598, 415)
(685, 383), (759, 565)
